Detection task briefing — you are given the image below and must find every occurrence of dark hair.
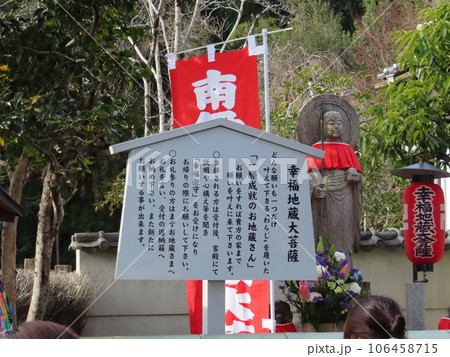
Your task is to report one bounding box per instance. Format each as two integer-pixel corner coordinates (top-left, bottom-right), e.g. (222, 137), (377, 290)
(9, 320), (79, 339)
(343, 295), (406, 339)
(275, 300), (293, 324)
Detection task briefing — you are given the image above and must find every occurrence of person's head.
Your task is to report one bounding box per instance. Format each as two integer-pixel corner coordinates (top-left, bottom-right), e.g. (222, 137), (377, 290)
(323, 111), (343, 142)
(9, 320), (79, 339)
(275, 300), (293, 324)
(343, 295), (406, 339)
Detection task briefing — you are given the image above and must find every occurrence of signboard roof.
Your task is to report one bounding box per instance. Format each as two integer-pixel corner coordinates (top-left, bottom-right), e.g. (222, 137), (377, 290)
(110, 118), (324, 160)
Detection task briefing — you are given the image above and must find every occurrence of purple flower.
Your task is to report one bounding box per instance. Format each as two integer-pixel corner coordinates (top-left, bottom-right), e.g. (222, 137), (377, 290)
(341, 302), (351, 309)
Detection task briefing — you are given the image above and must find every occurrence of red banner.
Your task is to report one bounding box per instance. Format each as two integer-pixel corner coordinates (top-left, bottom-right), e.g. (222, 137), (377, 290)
(225, 280), (271, 334)
(186, 280), (271, 334)
(169, 48), (261, 129)
(172, 47), (269, 334)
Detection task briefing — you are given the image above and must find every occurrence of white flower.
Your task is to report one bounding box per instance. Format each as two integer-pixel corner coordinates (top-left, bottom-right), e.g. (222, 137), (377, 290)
(333, 251), (346, 261)
(316, 264), (326, 277)
(349, 282), (361, 294)
(307, 292), (323, 302)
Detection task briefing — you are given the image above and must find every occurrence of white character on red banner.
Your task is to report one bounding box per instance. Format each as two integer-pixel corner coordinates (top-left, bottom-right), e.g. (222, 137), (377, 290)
(192, 70), (243, 124)
(169, 48), (260, 129)
(225, 280), (256, 333)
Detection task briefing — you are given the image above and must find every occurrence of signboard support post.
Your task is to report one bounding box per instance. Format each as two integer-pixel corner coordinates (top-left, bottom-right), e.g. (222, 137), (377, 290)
(202, 280), (225, 335)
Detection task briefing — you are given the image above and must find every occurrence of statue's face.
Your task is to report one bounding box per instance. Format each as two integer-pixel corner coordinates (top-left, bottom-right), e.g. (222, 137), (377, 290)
(324, 112), (343, 141)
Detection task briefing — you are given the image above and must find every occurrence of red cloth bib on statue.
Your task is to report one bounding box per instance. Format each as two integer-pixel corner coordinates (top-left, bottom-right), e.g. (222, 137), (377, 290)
(438, 317), (450, 330)
(307, 142), (362, 172)
(275, 322), (296, 333)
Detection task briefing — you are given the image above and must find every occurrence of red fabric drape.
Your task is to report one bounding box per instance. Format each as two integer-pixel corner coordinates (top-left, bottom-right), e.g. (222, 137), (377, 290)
(307, 142), (362, 172)
(170, 48), (261, 129)
(438, 317), (450, 330)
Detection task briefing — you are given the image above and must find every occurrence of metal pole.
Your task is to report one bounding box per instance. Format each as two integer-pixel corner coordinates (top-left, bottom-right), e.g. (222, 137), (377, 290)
(261, 29), (275, 332)
(319, 107), (326, 237)
(263, 28), (270, 133)
(202, 280), (225, 334)
(174, 28), (292, 56)
(55, 231), (60, 266)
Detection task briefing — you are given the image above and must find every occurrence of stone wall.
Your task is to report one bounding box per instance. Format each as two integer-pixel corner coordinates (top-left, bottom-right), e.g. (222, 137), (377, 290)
(72, 230), (450, 336)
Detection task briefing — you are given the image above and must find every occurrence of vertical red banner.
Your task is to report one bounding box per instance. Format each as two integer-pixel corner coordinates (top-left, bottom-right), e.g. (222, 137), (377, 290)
(225, 280), (271, 334)
(186, 280), (271, 334)
(169, 48), (261, 129)
(171, 47), (269, 334)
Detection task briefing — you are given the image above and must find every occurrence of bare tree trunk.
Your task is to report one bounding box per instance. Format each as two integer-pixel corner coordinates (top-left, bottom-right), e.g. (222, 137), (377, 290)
(154, 40), (166, 133)
(26, 164), (64, 321)
(181, 0), (201, 52)
(220, 0), (246, 52)
(143, 78), (152, 136)
(0, 148), (29, 328)
(174, 0), (182, 55)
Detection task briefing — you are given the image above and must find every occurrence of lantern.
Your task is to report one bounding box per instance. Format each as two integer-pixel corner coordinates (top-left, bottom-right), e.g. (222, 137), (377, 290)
(403, 182), (445, 265)
(392, 162), (449, 275)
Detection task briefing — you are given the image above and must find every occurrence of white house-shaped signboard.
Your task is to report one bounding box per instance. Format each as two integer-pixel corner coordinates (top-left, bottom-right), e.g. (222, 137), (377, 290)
(110, 119), (324, 281)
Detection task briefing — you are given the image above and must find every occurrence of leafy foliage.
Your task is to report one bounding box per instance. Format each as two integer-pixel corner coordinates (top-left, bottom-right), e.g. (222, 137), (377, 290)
(0, 0), (140, 161)
(366, 2), (450, 169)
(0, 1), (142, 314)
(93, 167), (126, 216)
(270, 66), (357, 140)
(323, 0), (365, 34)
(283, 0), (352, 54)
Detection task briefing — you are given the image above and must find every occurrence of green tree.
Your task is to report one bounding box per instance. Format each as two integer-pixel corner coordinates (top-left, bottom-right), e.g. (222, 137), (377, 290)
(323, 0), (365, 34)
(350, 0), (433, 78)
(0, 0), (141, 321)
(283, 0), (352, 54)
(367, 2), (449, 169)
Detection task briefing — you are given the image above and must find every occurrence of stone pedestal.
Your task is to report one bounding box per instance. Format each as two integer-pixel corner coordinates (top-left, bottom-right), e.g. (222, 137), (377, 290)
(55, 265), (72, 273)
(406, 282), (425, 330)
(24, 258), (35, 270)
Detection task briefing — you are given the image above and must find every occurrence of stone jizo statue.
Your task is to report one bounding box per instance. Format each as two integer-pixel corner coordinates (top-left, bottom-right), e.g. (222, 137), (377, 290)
(305, 110), (363, 265)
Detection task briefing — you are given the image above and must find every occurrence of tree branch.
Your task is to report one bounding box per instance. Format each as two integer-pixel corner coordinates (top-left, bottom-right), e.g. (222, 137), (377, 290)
(20, 46), (86, 64)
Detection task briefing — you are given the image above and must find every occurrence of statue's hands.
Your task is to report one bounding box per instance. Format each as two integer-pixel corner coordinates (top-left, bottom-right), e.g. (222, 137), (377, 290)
(313, 185), (326, 198)
(346, 167), (361, 183)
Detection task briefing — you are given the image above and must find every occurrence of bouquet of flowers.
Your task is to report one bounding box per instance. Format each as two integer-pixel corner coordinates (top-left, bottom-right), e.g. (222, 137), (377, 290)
(280, 236), (364, 330)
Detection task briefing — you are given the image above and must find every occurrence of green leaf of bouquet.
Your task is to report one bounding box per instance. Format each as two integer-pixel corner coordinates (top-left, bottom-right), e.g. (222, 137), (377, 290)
(329, 245), (336, 258)
(316, 236), (324, 253)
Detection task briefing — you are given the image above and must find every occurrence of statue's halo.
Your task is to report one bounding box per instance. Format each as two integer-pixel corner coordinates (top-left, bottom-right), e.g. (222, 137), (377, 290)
(297, 94), (359, 148)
